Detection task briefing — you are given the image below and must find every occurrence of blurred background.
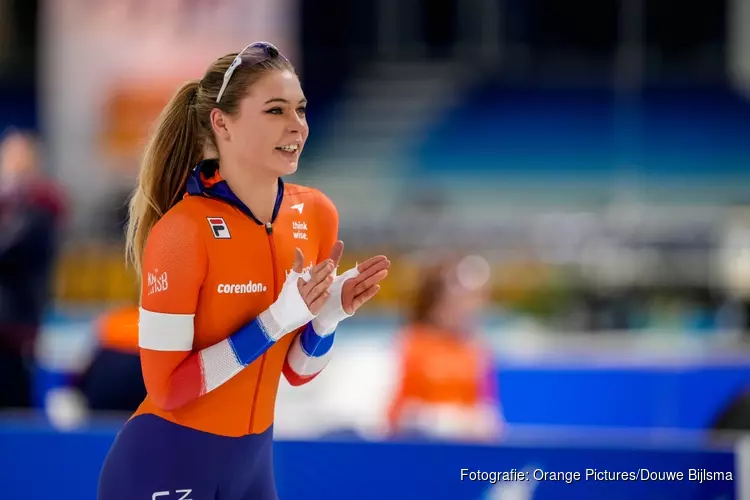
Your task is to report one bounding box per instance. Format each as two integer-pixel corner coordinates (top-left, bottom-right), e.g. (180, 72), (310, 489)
(2, 0), (750, 498)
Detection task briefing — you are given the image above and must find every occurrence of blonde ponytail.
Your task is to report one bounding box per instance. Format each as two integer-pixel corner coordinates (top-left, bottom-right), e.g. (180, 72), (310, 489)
(125, 80), (203, 279)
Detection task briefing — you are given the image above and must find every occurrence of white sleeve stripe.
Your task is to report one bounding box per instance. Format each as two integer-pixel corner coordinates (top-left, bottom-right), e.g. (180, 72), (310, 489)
(198, 339), (243, 393)
(286, 334), (334, 376)
(138, 307), (195, 351)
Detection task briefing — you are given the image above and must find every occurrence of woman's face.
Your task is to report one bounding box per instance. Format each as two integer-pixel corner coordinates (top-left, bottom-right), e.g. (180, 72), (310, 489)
(434, 285), (489, 335)
(432, 257), (491, 335)
(218, 69), (309, 178)
(0, 134), (38, 184)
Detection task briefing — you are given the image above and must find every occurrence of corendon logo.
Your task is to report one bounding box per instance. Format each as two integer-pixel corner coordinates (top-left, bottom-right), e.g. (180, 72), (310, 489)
(217, 281), (267, 294)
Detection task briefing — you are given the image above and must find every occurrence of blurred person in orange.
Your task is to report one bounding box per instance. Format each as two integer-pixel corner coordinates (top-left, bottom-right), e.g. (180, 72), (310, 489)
(387, 254), (504, 443)
(78, 305), (145, 413)
(97, 42), (389, 500)
(0, 129), (67, 409)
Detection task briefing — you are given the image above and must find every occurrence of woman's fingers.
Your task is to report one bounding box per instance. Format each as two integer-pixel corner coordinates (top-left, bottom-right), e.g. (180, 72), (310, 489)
(328, 240), (344, 268)
(292, 251), (390, 314)
(353, 269), (389, 296)
(351, 285), (381, 311)
(305, 273), (334, 306)
(298, 259), (334, 294)
(352, 258), (390, 286)
(356, 255), (388, 274)
(299, 260), (334, 300)
(307, 289), (331, 315)
(292, 247), (305, 273)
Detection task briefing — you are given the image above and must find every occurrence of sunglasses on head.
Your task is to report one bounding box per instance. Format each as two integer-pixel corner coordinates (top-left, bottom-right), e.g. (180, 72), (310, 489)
(215, 42), (288, 104)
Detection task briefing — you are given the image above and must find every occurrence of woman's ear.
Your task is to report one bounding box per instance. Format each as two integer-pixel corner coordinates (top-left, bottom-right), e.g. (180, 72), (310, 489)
(210, 108), (230, 142)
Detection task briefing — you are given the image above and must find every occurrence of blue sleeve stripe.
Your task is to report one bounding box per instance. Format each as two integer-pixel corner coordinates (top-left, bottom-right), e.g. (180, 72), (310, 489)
(228, 317), (276, 366)
(300, 323), (335, 357)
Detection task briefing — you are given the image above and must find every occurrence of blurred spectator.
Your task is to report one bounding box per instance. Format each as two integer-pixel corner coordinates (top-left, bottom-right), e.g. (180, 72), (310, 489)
(717, 203), (750, 336)
(387, 254), (504, 443)
(0, 128), (66, 408)
(78, 305), (145, 413)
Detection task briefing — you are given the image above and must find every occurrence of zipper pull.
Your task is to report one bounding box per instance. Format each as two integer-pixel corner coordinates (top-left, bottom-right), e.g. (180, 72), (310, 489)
(265, 222), (273, 234)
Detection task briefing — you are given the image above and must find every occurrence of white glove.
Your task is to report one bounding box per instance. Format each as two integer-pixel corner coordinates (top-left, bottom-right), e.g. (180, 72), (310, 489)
(311, 266), (360, 336)
(259, 269), (316, 341)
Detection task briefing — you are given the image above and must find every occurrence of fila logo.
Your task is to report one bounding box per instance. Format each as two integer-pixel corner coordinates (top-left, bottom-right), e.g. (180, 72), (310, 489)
(207, 217), (230, 239)
(291, 202), (304, 214)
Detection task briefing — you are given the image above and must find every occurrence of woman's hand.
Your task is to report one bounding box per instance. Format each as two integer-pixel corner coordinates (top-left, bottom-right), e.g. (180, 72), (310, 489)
(293, 248), (334, 314)
(323, 240), (389, 314)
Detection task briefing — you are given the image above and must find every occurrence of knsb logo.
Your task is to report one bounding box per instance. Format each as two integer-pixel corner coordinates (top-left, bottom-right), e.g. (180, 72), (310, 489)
(207, 217), (231, 239)
(147, 270), (168, 296)
(217, 281), (267, 294)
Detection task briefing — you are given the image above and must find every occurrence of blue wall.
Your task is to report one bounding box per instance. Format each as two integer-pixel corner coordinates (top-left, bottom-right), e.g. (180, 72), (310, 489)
(497, 356), (750, 429)
(414, 83), (750, 185)
(0, 419), (738, 500)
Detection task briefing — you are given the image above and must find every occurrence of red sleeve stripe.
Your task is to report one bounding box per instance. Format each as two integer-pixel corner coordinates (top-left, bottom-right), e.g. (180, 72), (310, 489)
(158, 354), (205, 410)
(284, 328), (334, 385)
(156, 337), (251, 409)
(282, 360), (321, 386)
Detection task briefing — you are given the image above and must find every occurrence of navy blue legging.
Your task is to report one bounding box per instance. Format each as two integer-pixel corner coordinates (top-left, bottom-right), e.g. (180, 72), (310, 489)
(98, 414), (277, 500)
